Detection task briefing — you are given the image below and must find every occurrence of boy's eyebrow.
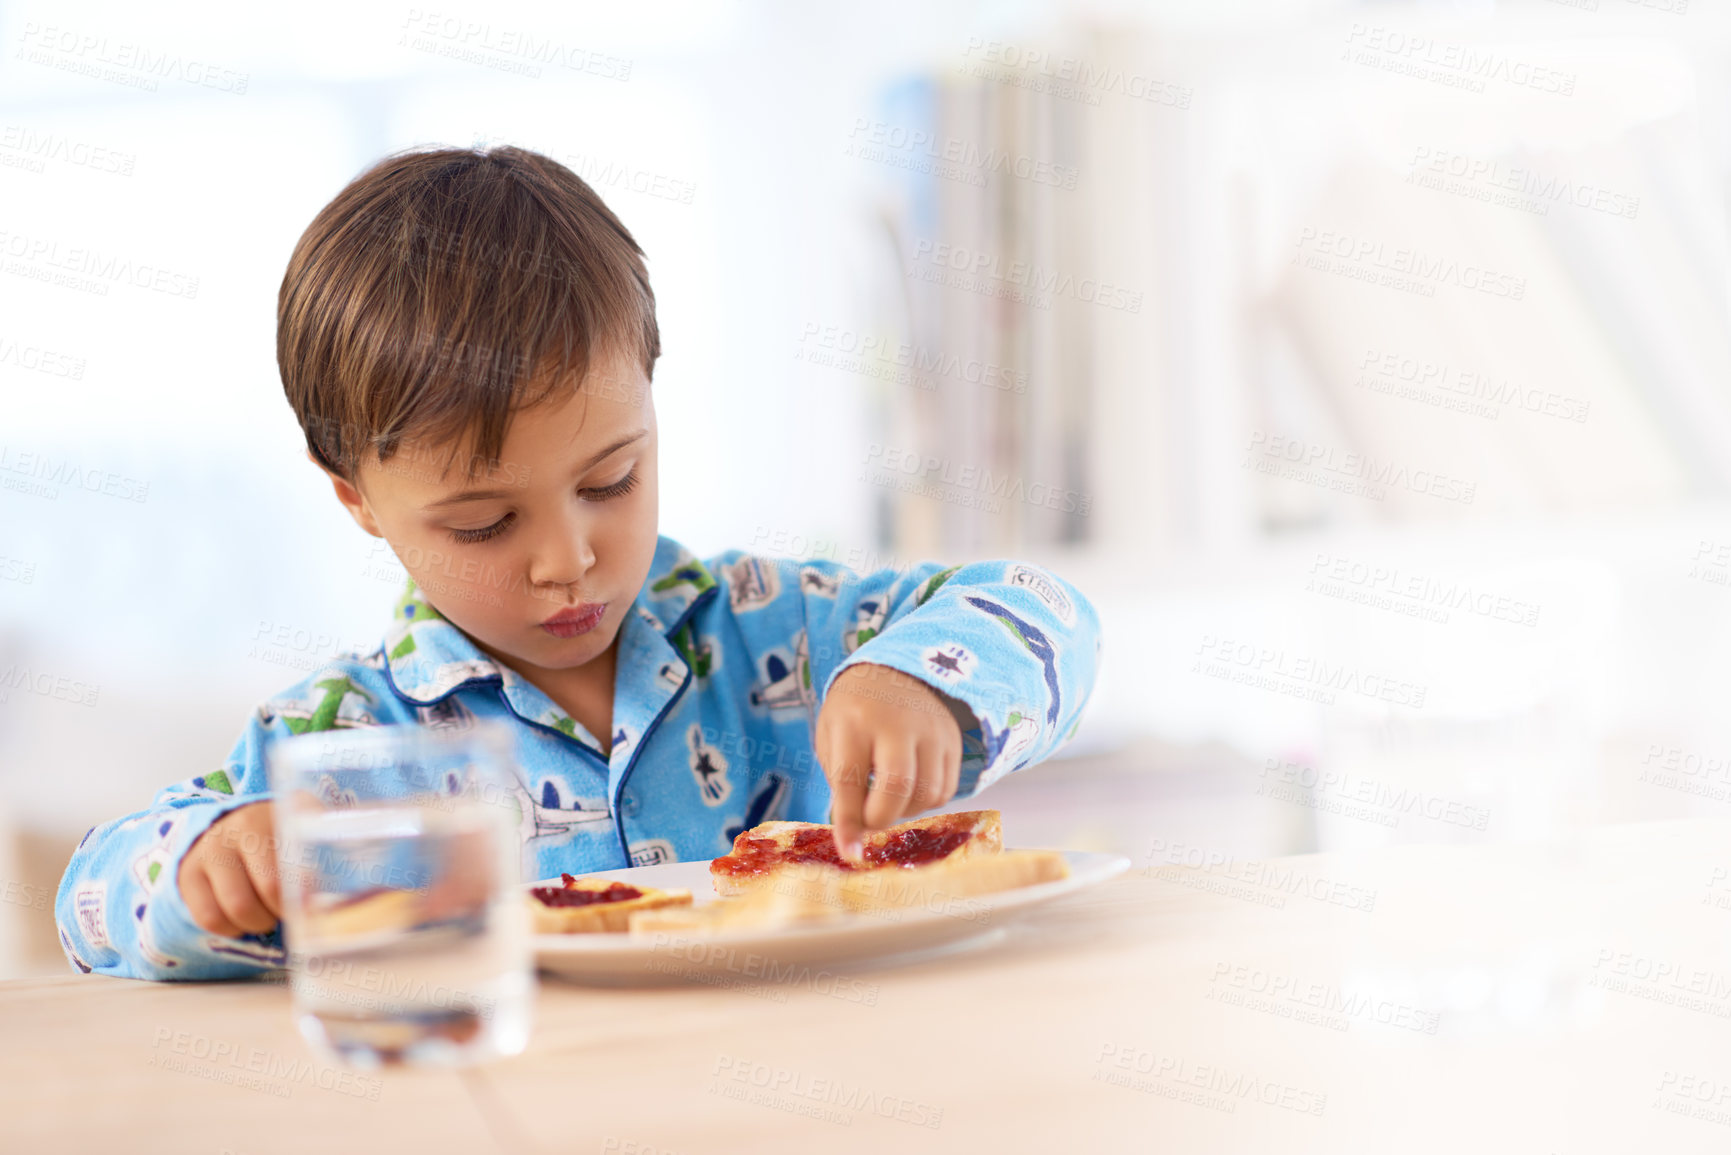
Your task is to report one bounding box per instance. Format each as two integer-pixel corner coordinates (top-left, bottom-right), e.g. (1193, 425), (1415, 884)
(422, 429), (648, 510)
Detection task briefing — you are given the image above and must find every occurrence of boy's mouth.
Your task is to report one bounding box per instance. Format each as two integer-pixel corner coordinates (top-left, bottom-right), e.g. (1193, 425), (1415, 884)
(541, 603), (606, 638)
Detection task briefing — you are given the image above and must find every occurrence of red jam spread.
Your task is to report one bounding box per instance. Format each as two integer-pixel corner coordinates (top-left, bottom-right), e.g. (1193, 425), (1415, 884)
(529, 874), (644, 907)
(711, 816), (977, 879)
(874, 824), (976, 865)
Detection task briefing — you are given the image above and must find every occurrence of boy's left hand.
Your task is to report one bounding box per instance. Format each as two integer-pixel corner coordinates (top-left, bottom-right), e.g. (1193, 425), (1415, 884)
(815, 663), (962, 861)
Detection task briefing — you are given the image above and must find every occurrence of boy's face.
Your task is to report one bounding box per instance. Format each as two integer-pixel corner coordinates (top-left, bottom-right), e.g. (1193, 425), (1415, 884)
(319, 346), (659, 682)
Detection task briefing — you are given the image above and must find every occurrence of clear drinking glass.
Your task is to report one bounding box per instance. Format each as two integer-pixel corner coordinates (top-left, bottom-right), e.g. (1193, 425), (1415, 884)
(266, 719), (533, 1067)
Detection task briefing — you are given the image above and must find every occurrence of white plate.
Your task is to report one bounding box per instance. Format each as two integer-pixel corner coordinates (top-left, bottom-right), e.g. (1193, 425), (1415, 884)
(531, 849), (1129, 986)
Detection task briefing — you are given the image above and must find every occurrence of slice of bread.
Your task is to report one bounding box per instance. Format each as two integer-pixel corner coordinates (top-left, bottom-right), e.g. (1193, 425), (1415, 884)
(528, 873), (693, 934)
(809, 847), (1068, 918)
(709, 809), (1003, 897)
(629, 877), (840, 936)
(632, 848), (1068, 937)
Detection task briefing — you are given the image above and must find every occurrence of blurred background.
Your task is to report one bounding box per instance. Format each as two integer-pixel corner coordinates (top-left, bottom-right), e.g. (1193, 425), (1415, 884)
(2, 0), (1729, 976)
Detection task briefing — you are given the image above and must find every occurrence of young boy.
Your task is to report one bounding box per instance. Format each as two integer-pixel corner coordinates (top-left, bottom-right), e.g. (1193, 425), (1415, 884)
(54, 145), (1102, 980)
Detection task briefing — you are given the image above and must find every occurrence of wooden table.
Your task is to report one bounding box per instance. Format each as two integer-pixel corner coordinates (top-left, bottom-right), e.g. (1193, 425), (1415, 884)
(7, 819), (1731, 1153)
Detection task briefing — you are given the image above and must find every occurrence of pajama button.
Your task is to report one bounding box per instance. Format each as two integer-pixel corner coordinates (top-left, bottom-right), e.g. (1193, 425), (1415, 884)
(619, 792), (640, 816)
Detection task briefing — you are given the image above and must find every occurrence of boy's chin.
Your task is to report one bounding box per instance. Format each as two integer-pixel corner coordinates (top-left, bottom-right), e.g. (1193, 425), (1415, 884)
(520, 624), (619, 669)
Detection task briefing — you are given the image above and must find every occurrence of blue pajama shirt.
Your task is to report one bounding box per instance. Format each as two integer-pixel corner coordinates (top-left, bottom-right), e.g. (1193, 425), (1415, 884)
(54, 534), (1102, 979)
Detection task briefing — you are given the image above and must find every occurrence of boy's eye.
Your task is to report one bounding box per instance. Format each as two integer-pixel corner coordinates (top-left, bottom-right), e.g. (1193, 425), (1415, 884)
(582, 467), (640, 502)
(449, 514), (514, 544)
(444, 468), (640, 545)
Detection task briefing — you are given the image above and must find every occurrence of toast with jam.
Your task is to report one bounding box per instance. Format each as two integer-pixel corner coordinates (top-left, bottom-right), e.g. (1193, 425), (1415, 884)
(527, 873), (693, 934)
(708, 809), (1004, 897)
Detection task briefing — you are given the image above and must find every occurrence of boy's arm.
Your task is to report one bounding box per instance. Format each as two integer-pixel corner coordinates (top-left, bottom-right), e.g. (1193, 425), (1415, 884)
(814, 557), (1100, 797)
(54, 694), (310, 980)
(725, 550), (1101, 799)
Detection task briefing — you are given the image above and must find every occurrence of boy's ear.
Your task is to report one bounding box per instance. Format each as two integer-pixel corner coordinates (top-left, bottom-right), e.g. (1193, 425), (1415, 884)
(307, 450), (384, 538)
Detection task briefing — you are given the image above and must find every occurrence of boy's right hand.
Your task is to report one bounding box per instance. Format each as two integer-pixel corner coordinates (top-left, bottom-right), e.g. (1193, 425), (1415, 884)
(177, 801), (282, 937)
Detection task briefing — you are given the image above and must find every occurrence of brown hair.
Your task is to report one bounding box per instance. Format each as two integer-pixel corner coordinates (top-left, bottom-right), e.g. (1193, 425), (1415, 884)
(277, 144), (659, 485)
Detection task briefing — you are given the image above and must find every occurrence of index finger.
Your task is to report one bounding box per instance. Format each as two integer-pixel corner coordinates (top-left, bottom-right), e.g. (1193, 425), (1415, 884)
(824, 724), (873, 863)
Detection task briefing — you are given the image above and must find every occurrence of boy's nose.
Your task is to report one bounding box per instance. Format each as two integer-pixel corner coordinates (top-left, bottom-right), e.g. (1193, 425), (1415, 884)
(527, 521), (598, 593)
